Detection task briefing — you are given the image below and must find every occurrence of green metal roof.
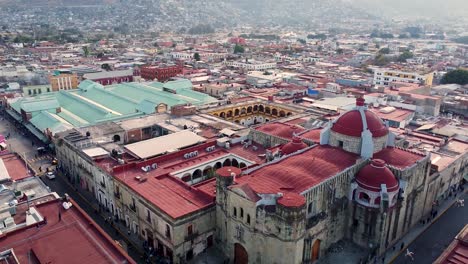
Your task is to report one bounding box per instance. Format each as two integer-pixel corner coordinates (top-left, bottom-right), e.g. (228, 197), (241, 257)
(21, 97), (60, 112)
(8, 79), (217, 135)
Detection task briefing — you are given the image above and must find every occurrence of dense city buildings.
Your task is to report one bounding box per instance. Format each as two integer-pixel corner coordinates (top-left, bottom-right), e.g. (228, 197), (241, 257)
(141, 63), (183, 81)
(0, 1), (467, 263)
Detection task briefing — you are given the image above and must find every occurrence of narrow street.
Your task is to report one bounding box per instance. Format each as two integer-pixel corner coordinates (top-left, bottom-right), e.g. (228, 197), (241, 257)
(0, 112), (145, 263)
(392, 193), (468, 264)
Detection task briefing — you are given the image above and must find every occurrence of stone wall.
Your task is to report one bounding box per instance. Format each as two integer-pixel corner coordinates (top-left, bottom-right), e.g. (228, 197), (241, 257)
(328, 131), (388, 155)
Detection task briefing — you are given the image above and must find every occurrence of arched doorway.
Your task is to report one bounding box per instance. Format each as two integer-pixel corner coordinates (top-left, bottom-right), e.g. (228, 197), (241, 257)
(113, 135), (121, 142)
(234, 243), (248, 264)
(231, 159), (239, 167)
(311, 239), (321, 261)
(272, 108), (278, 116)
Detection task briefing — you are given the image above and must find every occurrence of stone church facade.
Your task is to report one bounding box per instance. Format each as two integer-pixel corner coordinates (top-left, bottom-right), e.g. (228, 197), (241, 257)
(214, 98), (436, 264)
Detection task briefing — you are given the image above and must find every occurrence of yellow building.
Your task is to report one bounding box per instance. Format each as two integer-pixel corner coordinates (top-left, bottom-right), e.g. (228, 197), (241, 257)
(49, 71), (79, 91)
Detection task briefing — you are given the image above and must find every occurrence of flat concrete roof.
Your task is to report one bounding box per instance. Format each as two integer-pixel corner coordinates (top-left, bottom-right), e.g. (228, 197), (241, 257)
(82, 147), (109, 158)
(124, 130), (206, 159)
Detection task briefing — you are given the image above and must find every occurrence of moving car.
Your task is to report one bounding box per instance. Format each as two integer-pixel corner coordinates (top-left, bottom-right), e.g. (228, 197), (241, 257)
(46, 172), (56, 180)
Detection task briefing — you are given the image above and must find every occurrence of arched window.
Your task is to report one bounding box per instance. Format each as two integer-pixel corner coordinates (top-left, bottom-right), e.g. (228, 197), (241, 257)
(359, 192), (371, 203)
(165, 224), (171, 239)
(233, 207), (237, 217)
(247, 214), (251, 225)
(308, 203), (313, 214)
(374, 197), (381, 205)
(240, 208), (244, 218)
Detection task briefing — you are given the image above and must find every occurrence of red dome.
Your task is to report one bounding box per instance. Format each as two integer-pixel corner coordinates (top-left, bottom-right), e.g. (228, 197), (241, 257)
(356, 159), (399, 192)
(277, 192), (306, 208)
(331, 110), (388, 138)
(280, 137), (308, 155)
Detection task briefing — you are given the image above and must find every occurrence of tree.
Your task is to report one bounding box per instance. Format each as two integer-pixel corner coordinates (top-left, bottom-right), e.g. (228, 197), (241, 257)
(307, 33), (327, 40)
(101, 63), (112, 71)
(453, 36), (468, 44)
(194, 52), (201, 61)
(297, 39), (306, 45)
(373, 54), (391, 66)
(82, 46), (90, 57)
(398, 51), (414, 62)
(441, 69), (468, 85)
(234, 44), (245, 54)
(378, 48), (390, 54)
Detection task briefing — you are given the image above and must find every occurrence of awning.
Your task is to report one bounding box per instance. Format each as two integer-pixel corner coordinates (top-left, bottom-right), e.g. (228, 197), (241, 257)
(24, 123), (48, 143)
(5, 109), (22, 122)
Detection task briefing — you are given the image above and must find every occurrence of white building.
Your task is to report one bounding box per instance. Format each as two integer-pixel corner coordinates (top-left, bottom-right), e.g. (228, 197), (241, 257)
(224, 60), (277, 71)
(373, 68), (434, 87)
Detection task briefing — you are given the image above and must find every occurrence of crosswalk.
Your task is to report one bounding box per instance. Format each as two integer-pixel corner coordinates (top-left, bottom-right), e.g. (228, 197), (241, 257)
(28, 154), (53, 163)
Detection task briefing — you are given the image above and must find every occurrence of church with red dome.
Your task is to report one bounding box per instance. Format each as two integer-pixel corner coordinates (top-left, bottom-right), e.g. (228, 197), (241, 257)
(215, 97), (434, 264)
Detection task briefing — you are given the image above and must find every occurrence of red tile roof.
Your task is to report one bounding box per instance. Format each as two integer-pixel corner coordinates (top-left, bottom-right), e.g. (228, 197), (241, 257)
(237, 145), (358, 195)
(369, 108), (414, 123)
(115, 174), (215, 219)
(99, 141), (268, 219)
(255, 122), (305, 141)
(0, 195), (135, 264)
(299, 129), (322, 143)
(374, 147), (426, 169)
(0, 153), (29, 181)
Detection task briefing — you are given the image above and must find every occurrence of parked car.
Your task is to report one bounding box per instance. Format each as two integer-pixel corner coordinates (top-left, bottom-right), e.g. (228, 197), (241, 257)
(46, 172), (56, 180)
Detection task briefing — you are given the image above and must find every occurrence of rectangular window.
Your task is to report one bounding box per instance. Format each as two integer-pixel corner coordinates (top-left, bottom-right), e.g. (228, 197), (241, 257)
(187, 225), (193, 236)
(146, 209), (151, 222)
(338, 141), (344, 148)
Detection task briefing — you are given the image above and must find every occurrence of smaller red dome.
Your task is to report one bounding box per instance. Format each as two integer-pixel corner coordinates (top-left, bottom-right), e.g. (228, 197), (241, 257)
(280, 137), (308, 155)
(277, 193), (306, 208)
(356, 159), (399, 192)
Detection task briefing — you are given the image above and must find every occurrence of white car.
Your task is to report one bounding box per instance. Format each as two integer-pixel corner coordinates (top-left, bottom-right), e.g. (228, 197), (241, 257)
(46, 172), (56, 180)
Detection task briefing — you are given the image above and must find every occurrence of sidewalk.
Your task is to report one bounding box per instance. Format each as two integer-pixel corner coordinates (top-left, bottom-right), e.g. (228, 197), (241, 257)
(382, 187), (467, 264)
